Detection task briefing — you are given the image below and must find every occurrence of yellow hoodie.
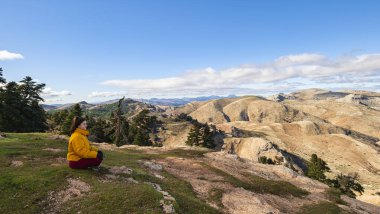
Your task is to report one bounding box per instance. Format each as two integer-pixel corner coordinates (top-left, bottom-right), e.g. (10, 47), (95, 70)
(67, 128), (98, 161)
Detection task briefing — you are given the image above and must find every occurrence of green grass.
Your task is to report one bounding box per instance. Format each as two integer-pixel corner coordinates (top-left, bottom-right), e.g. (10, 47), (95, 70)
(203, 163), (309, 197)
(325, 188), (347, 205)
(62, 181), (163, 214)
(0, 133), (219, 214)
(208, 188), (225, 209)
(298, 201), (343, 214)
(158, 170), (220, 214)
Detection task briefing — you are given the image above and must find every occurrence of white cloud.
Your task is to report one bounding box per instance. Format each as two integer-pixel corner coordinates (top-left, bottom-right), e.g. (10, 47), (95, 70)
(275, 53), (327, 66)
(88, 91), (127, 98)
(43, 98), (64, 103)
(42, 87), (72, 97)
(0, 50), (24, 60)
(98, 53), (380, 97)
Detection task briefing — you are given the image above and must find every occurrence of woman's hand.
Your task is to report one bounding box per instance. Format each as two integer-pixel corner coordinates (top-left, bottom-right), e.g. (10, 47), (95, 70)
(97, 151), (104, 160)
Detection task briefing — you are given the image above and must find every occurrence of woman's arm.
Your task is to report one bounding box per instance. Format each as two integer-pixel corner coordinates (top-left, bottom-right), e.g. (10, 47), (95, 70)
(72, 138), (98, 159)
(90, 145), (98, 152)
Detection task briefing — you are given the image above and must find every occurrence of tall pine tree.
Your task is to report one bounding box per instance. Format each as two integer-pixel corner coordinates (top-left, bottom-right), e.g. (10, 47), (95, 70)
(201, 125), (215, 148)
(0, 68), (5, 129)
(129, 109), (154, 146)
(0, 82), (24, 132)
(19, 76), (47, 131)
(0, 68), (5, 84)
(111, 97), (129, 146)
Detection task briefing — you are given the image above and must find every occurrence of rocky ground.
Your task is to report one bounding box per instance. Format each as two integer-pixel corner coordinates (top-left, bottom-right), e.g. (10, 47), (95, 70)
(173, 89), (380, 207)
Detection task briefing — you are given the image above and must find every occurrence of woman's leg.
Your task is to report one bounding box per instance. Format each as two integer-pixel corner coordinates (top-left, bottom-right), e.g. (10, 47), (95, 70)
(69, 158), (102, 169)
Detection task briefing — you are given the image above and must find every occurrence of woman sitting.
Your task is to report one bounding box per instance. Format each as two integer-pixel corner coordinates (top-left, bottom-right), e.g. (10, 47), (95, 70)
(67, 116), (103, 169)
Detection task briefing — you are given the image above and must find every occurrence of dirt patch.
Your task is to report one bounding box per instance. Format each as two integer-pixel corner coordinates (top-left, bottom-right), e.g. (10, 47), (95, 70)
(49, 135), (68, 141)
(108, 165), (133, 175)
(99, 166), (138, 183)
(222, 189), (280, 214)
(142, 160), (163, 171)
(51, 157), (68, 166)
(44, 178), (90, 213)
(94, 142), (116, 151)
(10, 160), (23, 167)
(43, 148), (63, 153)
(0, 132), (6, 138)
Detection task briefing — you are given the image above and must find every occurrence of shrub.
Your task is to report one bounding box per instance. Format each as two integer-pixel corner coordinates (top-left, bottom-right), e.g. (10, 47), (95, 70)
(258, 156), (275, 165)
(306, 154), (330, 181)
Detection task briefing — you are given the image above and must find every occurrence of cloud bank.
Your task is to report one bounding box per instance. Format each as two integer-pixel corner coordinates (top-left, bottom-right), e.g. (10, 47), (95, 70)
(42, 87), (71, 98)
(93, 53), (380, 98)
(0, 50), (24, 60)
(41, 87), (72, 104)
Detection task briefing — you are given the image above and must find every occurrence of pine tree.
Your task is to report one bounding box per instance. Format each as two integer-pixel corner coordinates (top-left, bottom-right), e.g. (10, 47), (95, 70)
(19, 76), (45, 103)
(306, 154), (330, 181)
(19, 76), (47, 131)
(0, 82), (25, 132)
(29, 100), (48, 131)
(0, 71), (47, 132)
(111, 97), (129, 146)
(88, 117), (112, 143)
(335, 173), (364, 198)
(201, 125), (215, 148)
(61, 104), (83, 135)
(0, 68), (4, 131)
(0, 68), (5, 84)
(185, 125), (201, 146)
(71, 103), (83, 117)
(51, 109), (68, 129)
(132, 130), (151, 146)
(129, 109), (155, 146)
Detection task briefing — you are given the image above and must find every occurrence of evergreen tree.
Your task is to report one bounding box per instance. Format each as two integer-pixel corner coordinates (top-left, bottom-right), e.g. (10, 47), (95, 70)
(0, 82), (25, 132)
(133, 109), (151, 130)
(306, 154), (330, 181)
(334, 173), (364, 198)
(51, 110), (68, 128)
(19, 76), (45, 103)
(88, 117), (112, 143)
(0, 69), (6, 131)
(111, 97), (129, 146)
(19, 76), (47, 131)
(71, 103), (83, 117)
(258, 156), (275, 164)
(128, 109), (155, 146)
(0, 70), (47, 132)
(185, 124), (201, 146)
(0, 68), (5, 84)
(201, 125), (215, 148)
(61, 104), (83, 135)
(132, 130), (151, 146)
(29, 100), (48, 131)
(186, 123), (216, 148)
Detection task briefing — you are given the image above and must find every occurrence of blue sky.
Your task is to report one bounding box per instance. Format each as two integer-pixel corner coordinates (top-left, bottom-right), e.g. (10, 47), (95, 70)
(1, 0), (380, 104)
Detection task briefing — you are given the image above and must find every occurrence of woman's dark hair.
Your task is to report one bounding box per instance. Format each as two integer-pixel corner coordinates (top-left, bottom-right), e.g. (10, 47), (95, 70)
(70, 116), (85, 135)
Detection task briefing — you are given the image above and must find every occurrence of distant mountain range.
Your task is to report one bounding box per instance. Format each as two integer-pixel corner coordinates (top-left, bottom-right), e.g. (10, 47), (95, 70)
(136, 95), (238, 106)
(41, 95), (238, 111)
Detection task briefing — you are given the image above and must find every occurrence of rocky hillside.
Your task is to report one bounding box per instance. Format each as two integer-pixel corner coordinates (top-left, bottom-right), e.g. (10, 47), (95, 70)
(48, 98), (171, 118)
(1, 133), (379, 213)
(174, 90), (380, 207)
